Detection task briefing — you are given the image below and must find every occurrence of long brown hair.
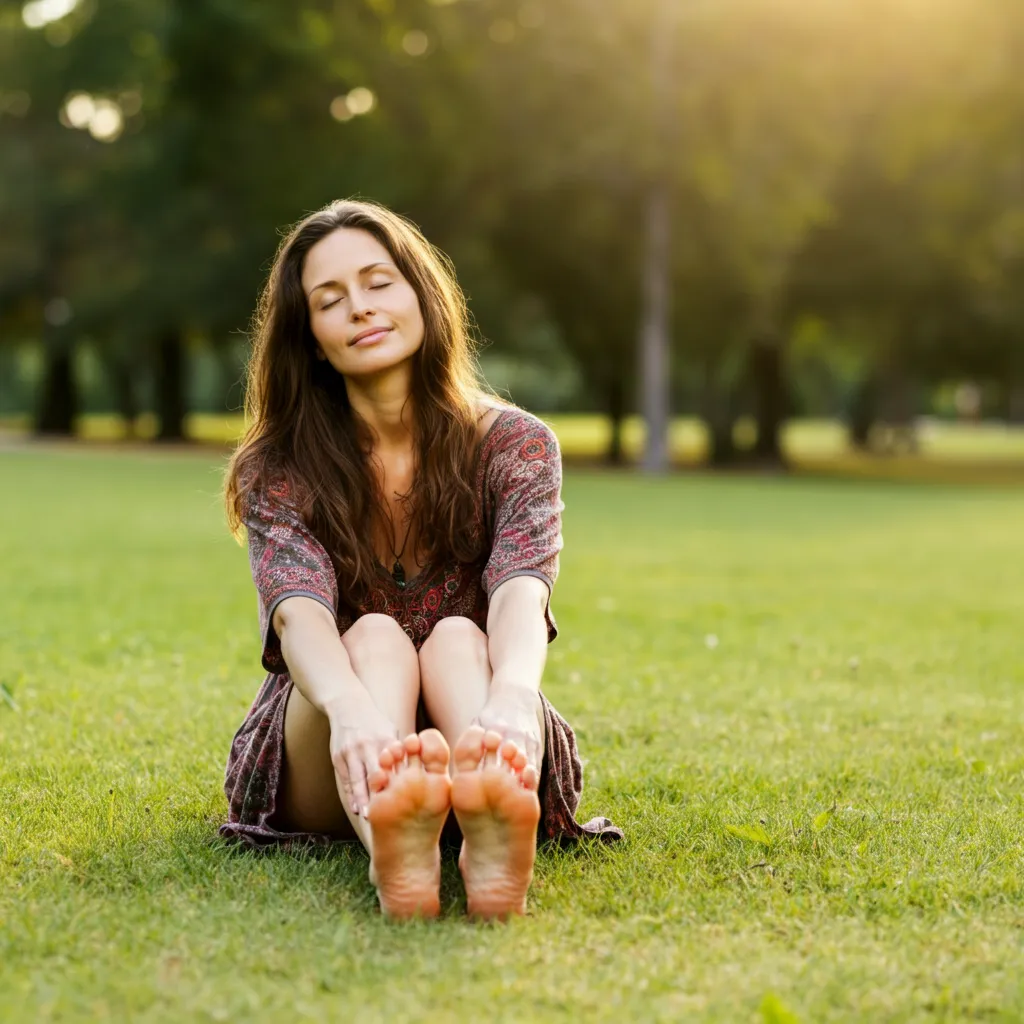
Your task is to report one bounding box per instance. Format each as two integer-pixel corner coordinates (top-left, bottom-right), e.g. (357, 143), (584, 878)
(225, 198), (505, 612)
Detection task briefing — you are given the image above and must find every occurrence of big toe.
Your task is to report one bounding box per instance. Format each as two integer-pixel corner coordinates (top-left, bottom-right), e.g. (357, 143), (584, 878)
(418, 728), (451, 774)
(454, 725), (487, 773)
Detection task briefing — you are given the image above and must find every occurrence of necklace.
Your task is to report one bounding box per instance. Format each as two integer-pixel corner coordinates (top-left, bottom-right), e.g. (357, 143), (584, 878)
(384, 502), (414, 589)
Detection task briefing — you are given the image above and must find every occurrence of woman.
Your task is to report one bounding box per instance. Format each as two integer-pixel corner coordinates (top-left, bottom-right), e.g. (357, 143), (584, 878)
(219, 199), (619, 919)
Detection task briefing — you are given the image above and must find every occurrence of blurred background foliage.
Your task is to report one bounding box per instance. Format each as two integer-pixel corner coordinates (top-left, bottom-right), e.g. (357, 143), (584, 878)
(1, 0), (1023, 464)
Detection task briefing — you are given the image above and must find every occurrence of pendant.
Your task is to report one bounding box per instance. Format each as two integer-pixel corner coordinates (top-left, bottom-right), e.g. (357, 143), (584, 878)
(391, 560), (406, 588)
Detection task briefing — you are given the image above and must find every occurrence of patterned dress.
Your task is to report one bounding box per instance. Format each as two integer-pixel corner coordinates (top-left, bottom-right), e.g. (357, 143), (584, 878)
(219, 405), (621, 848)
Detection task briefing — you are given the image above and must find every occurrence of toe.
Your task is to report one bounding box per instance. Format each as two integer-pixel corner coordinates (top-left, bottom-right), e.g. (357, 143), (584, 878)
(403, 733), (423, 770)
(384, 740), (405, 768)
(368, 768), (390, 793)
(418, 729), (451, 774)
(521, 764), (540, 792)
(499, 740), (525, 775)
(454, 725), (486, 773)
(482, 730), (504, 767)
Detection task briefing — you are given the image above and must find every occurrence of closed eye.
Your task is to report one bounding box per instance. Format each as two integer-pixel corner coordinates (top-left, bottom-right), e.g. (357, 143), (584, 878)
(320, 283), (388, 311)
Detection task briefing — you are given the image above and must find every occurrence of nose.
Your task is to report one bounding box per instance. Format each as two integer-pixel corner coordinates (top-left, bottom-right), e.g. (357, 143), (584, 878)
(349, 286), (376, 320)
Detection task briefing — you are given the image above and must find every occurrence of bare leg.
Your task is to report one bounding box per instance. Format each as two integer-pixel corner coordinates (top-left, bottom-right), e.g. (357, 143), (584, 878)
(419, 616), (544, 918)
(273, 614), (418, 848)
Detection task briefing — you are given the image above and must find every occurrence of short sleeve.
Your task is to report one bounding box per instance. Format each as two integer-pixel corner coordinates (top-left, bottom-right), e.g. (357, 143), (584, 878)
(243, 483), (339, 673)
(481, 412), (564, 643)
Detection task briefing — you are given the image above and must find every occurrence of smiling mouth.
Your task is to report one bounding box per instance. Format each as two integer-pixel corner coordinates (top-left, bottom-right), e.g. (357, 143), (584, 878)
(350, 327), (392, 346)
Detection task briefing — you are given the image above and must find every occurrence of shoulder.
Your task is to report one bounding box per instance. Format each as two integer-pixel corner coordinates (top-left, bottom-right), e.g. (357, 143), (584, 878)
(480, 408), (562, 508)
(480, 404), (560, 461)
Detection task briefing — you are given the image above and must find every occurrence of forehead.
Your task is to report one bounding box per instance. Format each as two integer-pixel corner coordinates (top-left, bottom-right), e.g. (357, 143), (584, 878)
(301, 227), (393, 288)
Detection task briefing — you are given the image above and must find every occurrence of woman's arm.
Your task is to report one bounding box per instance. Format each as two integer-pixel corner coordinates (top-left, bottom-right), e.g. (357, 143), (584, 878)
(273, 596), (398, 817)
(478, 575), (550, 768)
(273, 596), (365, 717)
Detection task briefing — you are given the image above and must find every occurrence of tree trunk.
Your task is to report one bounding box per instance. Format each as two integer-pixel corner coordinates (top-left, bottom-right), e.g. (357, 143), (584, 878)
(751, 334), (786, 466)
(156, 330), (187, 442)
(638, 183), (671, 472)
(605, 375), (625, 466)
(703, 378), (737, 467)
(36, 341), (77, 436)
(848, 373), (878, 450)
(111, 357), (138, 439)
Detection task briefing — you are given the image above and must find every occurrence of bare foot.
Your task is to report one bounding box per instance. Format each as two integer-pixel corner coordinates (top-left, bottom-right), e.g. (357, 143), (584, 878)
(365, 729), (451, 919)
(451, 726), (541, 919)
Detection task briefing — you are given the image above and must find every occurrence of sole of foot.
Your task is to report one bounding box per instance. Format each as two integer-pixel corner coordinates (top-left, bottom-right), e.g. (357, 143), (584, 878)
(451, 725), (541, 920)
(366, 729), (451, 919)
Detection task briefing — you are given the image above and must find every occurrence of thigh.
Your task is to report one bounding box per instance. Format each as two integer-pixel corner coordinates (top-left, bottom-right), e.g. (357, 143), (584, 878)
(270, 680), (354, 838)
(270, 613), (420, 836)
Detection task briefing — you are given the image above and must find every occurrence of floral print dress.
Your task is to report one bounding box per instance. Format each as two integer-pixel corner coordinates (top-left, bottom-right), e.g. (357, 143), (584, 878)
(219, 406), (621, 848)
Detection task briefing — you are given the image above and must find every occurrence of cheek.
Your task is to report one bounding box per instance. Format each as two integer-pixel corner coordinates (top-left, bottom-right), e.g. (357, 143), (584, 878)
(400, 294), (426, 342)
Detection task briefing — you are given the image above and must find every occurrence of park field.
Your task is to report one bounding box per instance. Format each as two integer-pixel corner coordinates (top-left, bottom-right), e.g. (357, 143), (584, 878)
(2, 448), (1023, 1022)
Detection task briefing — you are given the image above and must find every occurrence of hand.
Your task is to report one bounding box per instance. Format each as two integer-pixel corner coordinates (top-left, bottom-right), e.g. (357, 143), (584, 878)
(474, 686), (543, 770)
(327, 698), (399, 819)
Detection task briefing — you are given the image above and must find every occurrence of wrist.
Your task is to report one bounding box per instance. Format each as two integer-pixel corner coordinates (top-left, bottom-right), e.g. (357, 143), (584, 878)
(322, 682), (374, 725)
(488, 677), (540, 706)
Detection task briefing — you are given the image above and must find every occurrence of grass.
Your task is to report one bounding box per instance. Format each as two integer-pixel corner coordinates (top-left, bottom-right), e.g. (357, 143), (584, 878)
(2, 448), (1023, 1022)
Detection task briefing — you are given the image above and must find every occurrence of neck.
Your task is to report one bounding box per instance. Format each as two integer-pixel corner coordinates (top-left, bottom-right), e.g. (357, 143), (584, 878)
(343, 361), (416, 451)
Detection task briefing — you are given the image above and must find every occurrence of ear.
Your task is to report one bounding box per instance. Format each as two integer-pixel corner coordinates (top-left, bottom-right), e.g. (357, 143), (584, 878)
(314, 346), (327, 361)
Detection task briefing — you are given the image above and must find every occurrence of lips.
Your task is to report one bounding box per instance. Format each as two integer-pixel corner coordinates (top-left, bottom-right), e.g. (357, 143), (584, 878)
(349, 326), (392, 346)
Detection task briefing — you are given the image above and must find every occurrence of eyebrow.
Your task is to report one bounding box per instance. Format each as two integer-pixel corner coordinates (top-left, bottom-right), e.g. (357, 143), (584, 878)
(307, 262), (394, 296)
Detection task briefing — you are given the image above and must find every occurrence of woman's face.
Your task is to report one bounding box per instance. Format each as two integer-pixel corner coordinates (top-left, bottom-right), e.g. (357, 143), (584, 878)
(301, 227), (425, 378)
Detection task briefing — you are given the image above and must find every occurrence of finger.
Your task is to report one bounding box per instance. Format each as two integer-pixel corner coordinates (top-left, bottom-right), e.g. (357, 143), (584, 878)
(346, 753), (369, 817)
(334, 763), (357, 817)
(359, 746), (383, 816)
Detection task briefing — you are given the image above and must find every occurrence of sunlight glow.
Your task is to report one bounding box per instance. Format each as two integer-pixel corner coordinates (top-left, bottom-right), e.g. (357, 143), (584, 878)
(329, 95), (353, 122)
(345, 87), (376, 116)
(61, 92), (124, 142)
(63, 92), (94, 129)
(402, 30), (429, 56)
(21, 0), (79, 29)
(88, 99), (124, 142)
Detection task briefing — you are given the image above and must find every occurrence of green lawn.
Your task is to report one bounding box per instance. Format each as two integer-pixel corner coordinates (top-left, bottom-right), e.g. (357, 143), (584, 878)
(2, 449), (1023, 1022)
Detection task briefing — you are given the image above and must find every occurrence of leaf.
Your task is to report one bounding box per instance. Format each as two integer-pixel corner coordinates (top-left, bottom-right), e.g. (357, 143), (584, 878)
(812, 807), (834, 833)
(725, 822), (771, 846)
(0, 681), (18, 712)
(761, 992), (801, 1024)
(970, 759), (987, 774)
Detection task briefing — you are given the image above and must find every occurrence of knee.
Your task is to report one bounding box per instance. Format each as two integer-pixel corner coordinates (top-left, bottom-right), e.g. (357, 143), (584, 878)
(419, 616), (488, 685)
(342, 613), (418, 665)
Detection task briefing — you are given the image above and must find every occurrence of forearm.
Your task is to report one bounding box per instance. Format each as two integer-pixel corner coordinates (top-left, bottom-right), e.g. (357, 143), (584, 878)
(486, 576), (549, 700)
(273, 597), (373, 722)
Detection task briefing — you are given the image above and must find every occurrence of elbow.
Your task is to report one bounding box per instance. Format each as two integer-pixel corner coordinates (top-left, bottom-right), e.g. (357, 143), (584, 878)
(272, 595), (335, 643)
(489, 574), (550, 622)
